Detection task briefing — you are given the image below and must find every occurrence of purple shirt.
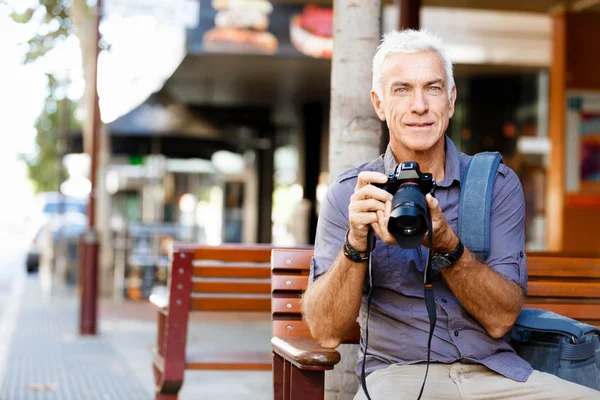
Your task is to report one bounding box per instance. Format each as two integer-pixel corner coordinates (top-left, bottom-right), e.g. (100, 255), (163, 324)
(309, 136), (533, 382)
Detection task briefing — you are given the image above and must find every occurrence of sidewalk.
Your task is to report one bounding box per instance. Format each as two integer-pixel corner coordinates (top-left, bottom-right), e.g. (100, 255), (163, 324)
(0, 276), (272, 400)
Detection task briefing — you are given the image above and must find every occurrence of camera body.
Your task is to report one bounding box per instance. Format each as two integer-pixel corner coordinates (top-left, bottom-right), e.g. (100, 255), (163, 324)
(374, 162), (436, 248)
(379, 162), (436, 197)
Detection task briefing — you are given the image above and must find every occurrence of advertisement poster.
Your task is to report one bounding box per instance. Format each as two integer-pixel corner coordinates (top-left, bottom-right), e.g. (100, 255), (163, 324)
(565, 92), (600, 193)
(579, 113), (600, 183)
(186, 0), (333, 59)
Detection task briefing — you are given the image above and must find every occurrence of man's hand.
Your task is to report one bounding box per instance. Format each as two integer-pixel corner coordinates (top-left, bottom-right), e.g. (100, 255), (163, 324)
(422, 193), (459, 253)
(348, 171), (392, 250)
(372, 192), (458, 253)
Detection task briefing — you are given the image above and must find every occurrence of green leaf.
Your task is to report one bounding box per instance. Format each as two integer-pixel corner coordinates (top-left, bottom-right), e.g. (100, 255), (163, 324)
(9, 8), (35, 24)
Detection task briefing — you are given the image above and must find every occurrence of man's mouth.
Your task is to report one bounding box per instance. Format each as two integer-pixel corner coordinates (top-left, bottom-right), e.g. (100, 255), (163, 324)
(406, 122), (434, 128)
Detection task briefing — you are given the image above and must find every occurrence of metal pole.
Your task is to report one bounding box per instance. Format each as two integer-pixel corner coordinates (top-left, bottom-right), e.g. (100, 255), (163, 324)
(80, 0), (102, 336)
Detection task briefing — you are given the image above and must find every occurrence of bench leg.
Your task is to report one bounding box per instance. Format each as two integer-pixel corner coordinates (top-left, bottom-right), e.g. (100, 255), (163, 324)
(273, 353), (284, 400)
(154, 311), (184, 400)
(289, 365), (325, 400)
(274, 353), (325, 400)
(156, 393), (178, 400)
(153, 363), (182, 400)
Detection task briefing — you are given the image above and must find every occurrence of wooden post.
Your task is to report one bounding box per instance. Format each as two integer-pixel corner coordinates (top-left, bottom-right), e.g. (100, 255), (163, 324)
(398, 0), (420, 30)
(80, 0), (102, 336)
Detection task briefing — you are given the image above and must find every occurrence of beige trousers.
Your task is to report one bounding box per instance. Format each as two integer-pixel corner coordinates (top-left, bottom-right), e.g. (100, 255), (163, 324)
(353, 363), (600, 400)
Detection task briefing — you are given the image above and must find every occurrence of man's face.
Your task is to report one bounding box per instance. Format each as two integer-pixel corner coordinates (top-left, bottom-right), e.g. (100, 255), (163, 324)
(371, 51), (456, 154)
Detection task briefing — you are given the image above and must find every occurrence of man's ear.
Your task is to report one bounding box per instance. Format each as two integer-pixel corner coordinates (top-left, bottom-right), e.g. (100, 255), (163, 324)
(448, 85), (457, 119)
(371, 91), (386, 121)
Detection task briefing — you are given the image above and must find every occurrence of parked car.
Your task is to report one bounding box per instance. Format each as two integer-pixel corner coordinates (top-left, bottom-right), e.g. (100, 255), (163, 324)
(25, 193), (88, 273)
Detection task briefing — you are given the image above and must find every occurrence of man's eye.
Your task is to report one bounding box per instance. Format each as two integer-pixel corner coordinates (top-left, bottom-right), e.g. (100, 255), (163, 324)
(429, 86), (441, 92)
(394, 88), (407, 94)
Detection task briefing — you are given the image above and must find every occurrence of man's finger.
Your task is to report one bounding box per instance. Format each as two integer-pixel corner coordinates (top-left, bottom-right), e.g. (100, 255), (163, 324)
(349, 199), (387, 213)
(350, 213), (379, 227)
(356, 171), (389, 191)
(426, 194), (441, 215)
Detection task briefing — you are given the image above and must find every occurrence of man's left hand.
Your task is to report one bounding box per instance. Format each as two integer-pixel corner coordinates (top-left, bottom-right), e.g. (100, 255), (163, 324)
(423, 193), (459, 253)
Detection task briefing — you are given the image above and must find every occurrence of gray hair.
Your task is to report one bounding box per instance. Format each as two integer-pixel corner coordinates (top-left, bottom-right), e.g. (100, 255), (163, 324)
(372, 29), (454, 99)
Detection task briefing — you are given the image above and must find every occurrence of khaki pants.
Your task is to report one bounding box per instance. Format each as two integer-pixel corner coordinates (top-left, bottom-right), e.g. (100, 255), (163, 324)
(353, 363), (599, 400)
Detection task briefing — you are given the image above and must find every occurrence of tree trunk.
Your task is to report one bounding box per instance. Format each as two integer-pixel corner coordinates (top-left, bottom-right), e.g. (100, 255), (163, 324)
(327, 1), (382, 399)
(70, 0), (96, 157)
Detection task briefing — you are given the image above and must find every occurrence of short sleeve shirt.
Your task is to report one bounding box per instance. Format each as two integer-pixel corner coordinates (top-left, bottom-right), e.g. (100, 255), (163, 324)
(309, 136), (532, 382)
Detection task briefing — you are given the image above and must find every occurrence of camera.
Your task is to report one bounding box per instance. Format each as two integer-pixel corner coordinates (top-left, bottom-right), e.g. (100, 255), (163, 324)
(374, 162), (436, 248)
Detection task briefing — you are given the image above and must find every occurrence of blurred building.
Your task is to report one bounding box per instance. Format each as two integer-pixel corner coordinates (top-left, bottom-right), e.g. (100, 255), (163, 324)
(65, 0), (600, 297)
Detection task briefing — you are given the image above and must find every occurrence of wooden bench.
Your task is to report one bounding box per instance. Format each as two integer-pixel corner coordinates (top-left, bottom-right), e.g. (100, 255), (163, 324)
(151, 243), (274, 400)
(271, 249), (600, 399)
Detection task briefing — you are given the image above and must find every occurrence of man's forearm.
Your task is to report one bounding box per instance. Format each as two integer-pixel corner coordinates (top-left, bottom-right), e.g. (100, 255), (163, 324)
(441, 248), (524, 338)
(302, 251), (367, 348)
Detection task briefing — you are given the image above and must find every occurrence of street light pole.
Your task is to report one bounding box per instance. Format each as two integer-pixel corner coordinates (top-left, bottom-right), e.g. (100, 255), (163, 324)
(80, 0), (103, 336)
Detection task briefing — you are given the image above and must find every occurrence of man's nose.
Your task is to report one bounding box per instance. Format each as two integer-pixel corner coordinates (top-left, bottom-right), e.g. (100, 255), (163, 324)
(410, 90), (428, 114)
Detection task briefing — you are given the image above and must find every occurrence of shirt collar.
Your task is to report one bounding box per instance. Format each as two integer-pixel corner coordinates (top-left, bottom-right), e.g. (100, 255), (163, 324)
(383, 135), (461, 188)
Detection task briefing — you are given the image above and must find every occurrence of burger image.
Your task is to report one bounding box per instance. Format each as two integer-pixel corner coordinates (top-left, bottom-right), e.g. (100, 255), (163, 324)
(203, 0), (279, 55)
(290, 5), (333, 59)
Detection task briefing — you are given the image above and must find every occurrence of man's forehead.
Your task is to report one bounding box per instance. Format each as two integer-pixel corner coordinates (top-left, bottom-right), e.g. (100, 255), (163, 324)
(381, 51), (446, 81)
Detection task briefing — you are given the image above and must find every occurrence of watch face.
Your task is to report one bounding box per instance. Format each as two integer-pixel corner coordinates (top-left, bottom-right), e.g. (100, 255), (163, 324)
(432, 255), (452, 269)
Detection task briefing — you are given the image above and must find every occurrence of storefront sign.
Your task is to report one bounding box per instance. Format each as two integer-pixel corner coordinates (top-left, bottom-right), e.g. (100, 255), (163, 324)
(105, 0), (201, 28)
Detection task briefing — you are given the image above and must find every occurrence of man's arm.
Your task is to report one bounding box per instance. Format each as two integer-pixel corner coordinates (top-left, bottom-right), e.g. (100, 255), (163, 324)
(372, 169), (527, 339)
(302, 249), (367, 348)
(421, 195), (524, 338)
(302, 171), (392, 348)
(440, 245), (524, 338)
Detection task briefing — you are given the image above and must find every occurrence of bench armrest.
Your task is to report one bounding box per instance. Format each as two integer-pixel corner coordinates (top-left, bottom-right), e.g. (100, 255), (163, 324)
(271, 336), (341, 371)
(149, 292), (169, 310)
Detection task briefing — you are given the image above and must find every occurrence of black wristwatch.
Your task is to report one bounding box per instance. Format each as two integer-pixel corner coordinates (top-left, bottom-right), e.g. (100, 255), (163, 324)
(343, 230), (369, 263)
(432, 239), (464, 269)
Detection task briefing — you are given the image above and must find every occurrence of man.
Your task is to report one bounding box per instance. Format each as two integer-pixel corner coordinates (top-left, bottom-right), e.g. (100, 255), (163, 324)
(301, 29), (598, 400)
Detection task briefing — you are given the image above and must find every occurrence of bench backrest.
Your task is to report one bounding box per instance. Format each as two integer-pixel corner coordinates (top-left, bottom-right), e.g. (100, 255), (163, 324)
(524, 254), (600, 326)
(270, 249), (600, 341)
(271, 249), (312, 338)
(172, 243), (274, 313)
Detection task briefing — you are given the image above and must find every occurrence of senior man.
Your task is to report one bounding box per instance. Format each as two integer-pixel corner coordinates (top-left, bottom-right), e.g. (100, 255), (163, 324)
(301, 29), (598, 399)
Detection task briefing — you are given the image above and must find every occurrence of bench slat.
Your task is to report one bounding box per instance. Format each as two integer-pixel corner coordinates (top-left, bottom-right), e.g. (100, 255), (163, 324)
(527, 280), (600, 298)
(191, 294), (271, 311)
(185, 350), (272, 371)
(193, 245), (273, 263)
(193, 263), (271, 278)
(272, 297), (302, 314)
(271, 249), (314, 271)
(272, 275), (309, 291)
(192, 278), (271, 294)
(524, 300), (600, 321)
(527, 257), (600, 278)
(273, 320), (311, 337)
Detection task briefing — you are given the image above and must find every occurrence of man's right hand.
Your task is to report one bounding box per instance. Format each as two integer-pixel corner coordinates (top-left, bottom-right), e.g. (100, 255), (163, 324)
(348, 171), (393, 251)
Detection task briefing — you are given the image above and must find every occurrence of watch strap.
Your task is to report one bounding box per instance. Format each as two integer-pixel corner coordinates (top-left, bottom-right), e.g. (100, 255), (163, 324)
(435, 239), (464, 267)
(343, 230), (369, 263)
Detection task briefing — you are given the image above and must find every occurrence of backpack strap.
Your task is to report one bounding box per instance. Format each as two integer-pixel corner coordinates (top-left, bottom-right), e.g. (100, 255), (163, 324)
(458, 152), (502, 260)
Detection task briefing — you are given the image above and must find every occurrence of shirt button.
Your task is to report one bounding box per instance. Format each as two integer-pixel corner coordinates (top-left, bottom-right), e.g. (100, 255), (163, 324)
(442, 299), (447, 303)
(454, 330), (459, 337)
(519, 251), (524, 258)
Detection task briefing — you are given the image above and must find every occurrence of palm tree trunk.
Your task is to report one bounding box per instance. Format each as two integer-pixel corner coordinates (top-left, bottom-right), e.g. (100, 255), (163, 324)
(327, 1), (382, 399)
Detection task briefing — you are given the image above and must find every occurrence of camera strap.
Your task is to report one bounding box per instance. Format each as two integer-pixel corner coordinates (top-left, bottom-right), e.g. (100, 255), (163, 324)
(360, 215), (437, 400)
(418, 214), (437, 399)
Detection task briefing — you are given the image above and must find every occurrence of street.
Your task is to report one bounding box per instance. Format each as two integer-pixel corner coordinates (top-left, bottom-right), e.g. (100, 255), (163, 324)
(0, 221), (29, 316)
(0, 220), (272, 399)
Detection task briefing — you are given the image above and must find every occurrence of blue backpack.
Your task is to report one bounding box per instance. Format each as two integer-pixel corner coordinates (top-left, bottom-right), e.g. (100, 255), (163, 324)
(461, 152), (600, 390)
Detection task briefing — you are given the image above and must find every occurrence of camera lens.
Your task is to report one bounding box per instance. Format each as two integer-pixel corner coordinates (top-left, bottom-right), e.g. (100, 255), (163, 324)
(397, 212), (421, 235)
(387, 184), (429, 248)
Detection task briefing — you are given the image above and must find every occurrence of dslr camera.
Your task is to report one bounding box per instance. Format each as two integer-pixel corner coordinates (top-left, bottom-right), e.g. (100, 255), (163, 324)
(374, 162), (436, 248)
